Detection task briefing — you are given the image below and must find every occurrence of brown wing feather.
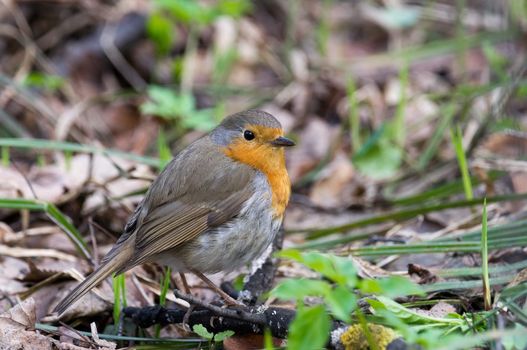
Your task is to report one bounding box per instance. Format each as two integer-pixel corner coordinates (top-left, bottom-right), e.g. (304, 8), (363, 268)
(120, 187), (252, 271)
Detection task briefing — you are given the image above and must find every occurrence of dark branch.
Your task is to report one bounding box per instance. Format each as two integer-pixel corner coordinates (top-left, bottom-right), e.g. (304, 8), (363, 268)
(123, 303), (296, 338)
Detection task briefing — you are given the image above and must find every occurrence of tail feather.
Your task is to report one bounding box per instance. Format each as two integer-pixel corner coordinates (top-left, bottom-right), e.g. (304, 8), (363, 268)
(53, 258), (125, 316)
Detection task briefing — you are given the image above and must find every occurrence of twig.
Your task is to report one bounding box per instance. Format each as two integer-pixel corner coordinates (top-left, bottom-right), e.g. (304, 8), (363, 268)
(173, 289), (265, 325)
(100, 17), (147, 91)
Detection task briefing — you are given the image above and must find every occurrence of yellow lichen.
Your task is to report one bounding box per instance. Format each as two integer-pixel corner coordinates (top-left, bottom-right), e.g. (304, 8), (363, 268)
(340, 324), (399, 350)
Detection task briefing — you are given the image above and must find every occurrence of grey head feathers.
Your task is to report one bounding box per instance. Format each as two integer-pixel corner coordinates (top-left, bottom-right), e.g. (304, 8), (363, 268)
(210, 110), (282, 146)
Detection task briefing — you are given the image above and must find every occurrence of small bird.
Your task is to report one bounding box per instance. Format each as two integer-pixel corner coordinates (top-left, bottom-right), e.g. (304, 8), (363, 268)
(54, 109), (294, 315)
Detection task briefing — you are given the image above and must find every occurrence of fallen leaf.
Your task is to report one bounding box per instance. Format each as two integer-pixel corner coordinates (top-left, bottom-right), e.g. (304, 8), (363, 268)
(287, 118), (339, 183)
(0, 244), (77, 262)
(310, 152), (355, 209)
(0, 298), (52, 350)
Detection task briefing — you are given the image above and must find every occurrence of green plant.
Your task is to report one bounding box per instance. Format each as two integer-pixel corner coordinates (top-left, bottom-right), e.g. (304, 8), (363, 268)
(157, 128), (172, 169)
(112, 274), (127, 332)
(0, 198), (91, 259)
(192, 324), (234, 349)
(140, 86), (216, 132)
(0, 138), (161, 168)
(352, 123), (403, 180)
(22, 72), (65, 92)
(155, 267), (172, 338)
(481, 198), (491, 311)
(450, 125), (473, 200)
(270, 250), (423, 349)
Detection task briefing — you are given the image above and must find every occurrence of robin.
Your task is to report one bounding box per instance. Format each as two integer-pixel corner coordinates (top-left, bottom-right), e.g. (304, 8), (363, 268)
(53, 109), (295, 315)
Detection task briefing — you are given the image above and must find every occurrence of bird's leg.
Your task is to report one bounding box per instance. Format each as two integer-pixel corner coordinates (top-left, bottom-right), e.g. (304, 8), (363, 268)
(191, 269), (243, 306)
(176, 272), (194, 331)
(179, 273), (191, 294)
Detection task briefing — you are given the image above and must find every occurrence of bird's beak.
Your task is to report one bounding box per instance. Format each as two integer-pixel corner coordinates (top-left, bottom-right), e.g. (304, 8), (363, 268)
(271, 136), (295, 147)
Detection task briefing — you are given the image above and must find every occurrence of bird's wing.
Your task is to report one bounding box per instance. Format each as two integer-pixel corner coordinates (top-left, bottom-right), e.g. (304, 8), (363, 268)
(105, 137), (256, 271)
(126, 190), (251, 268)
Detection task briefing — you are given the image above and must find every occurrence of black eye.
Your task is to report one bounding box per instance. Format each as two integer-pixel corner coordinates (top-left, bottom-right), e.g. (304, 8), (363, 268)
(244, 130), (255, 141)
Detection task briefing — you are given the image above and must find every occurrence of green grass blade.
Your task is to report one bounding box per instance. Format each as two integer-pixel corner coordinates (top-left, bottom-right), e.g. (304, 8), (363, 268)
(481, 198), (491, 310)
(450, 125), (473, 200)
(393, 63), (408, 147)
(347, 76), (361, 152)
(1, 146), (9, 166)
(44, 202), (91, 260)
(423, 275), (514, 293)
(345, 235), (527, 257)
(155, 266), (172, 338)
(0, 198), (46, 210)
(35, 323), (203, 344)
(346, 241), (480, 256)
(437, 259), (527, 278)
(438, 218), (527, 242)
(417, 103), (457, 171)
(113, 274), (124, 330)
(0, 138), (161, 168)
(0, 198), (91, 260)
(294, 192), (527, 238)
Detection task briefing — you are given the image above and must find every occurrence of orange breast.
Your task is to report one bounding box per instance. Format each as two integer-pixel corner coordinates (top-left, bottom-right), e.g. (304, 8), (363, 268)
(223, 142), (290, 218)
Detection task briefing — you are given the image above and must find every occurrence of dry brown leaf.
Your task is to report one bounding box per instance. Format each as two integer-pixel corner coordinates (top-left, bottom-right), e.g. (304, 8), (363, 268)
(477, 131), (527, 159)
(1, 225), (61, 245)
(287, 118), (339, 183)
(310, 151), (355, 209)
(351, 256), (392, 278)
(0, 244), (77, 261)
(412, 302), (457, 319)
(47, 283), (110, 321)
(0, 298), (52, 350)
(90, 322), (116, 349)
(0, 256), (28, 294)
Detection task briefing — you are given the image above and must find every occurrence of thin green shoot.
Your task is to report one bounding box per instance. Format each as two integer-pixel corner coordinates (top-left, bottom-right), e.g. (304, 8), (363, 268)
(120, 274), (127, 308)
(347, 76), (361, 152)
(157, 128), (172, 170)
(393, 63), (408, 148)
(0, 198), (92, 260)
(113, 274), (124, 331)
(345, 235), (527, 257)
(1, 146), (9, 167)
(450, 125), (473, 200)
(315, 0), (331, 56)
(155, 266), (172, 338)
(417, 103), (457, 170)
(64, 150), (72, 172)
(264, 328), (274, 350)
(423, 274), (513, 293)
(481, 198), (491, 310)
(37, 153), (46, 167)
